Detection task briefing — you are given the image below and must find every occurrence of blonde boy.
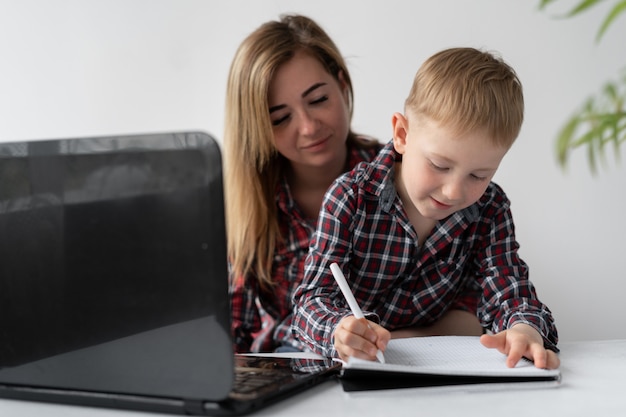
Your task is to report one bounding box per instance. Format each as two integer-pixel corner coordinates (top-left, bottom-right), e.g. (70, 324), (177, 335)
(292, 47), (559, 369)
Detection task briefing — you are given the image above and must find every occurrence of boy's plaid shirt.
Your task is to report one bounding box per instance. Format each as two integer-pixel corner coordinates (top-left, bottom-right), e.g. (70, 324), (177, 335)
(292, 140), (558, 358)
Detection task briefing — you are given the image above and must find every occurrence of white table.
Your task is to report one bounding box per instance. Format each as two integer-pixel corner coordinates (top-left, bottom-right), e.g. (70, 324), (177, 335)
(1, 339), (625, 416)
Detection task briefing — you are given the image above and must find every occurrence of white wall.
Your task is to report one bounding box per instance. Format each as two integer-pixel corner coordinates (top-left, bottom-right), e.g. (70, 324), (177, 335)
(1, 0), (624, 343)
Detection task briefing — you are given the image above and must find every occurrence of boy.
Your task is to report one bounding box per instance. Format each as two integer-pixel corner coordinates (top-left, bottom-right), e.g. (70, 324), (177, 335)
(292, 47), (559, 369)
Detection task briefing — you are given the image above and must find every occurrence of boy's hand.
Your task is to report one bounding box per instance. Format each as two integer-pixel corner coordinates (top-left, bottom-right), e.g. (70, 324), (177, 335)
(480, 323), (560, 369)
(333, 315), (390, 362)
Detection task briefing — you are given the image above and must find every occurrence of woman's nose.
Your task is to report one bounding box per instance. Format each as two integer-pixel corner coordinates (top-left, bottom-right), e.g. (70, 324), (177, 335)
(297, 110), (319, 137)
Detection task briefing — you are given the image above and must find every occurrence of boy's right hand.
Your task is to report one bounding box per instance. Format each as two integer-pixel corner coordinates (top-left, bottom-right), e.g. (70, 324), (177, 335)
(333, 316), (390, 362)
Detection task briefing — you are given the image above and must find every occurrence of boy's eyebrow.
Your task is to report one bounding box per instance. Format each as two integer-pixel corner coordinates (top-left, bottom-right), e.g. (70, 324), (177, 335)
(269, 82), (327, 114)
(430, 153), (498, 172)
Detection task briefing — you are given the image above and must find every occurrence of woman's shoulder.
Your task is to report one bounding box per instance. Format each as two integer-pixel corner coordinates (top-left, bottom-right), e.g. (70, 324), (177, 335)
(349, 135), (383, 165)
(353, 134), (383, 149)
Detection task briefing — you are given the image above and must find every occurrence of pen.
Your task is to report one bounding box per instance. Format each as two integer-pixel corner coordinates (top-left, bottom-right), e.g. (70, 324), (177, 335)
(329, 262), (385, 363)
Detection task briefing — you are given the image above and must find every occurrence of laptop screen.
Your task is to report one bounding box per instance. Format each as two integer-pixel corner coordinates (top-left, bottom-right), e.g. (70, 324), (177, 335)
(0, 132), (234, 401)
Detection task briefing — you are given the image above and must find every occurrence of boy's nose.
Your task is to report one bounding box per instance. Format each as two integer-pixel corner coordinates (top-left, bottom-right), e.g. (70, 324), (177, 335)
(442, 179), (464, 202)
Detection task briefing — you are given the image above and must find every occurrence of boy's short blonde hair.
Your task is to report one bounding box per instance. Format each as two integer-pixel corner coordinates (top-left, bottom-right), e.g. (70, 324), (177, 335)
(405, 47), (524, 148)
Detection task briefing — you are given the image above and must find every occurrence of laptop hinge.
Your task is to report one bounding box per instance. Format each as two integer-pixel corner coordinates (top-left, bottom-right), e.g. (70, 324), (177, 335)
(183, 399), (205, 415)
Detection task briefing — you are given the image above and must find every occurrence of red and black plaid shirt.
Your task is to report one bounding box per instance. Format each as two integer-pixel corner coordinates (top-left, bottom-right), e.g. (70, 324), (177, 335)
(292, 140), (559, 358)
(230, 139), (382, 352)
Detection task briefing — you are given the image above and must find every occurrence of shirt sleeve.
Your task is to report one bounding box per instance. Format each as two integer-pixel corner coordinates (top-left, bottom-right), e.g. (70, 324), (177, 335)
(229, 272), (263, 353)
(475, 196), (559, 352)
(292, 179), (360, 358)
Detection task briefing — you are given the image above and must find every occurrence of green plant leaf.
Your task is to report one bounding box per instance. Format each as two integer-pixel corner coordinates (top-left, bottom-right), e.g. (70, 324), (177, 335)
(603, 82), (618, 101)
(538, 0), (559, 10)
(555, 77), (626, 173)
(586, 132), (598, 173)
(556, 115), (581, 167)
(565, 0), (604, 18)
(539, 1), (626, 173)
(596, 0), (626, 41)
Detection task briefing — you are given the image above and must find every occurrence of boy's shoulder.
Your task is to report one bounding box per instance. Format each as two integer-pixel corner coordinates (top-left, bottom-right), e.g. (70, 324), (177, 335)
(476, 181), (511, 213)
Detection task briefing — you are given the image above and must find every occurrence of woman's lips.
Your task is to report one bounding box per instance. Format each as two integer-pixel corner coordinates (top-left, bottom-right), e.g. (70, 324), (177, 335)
(301, 136), (330, 151)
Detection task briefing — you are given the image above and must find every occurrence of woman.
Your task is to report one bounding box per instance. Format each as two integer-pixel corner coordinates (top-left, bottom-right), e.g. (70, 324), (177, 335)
(224, 14), (481, 353)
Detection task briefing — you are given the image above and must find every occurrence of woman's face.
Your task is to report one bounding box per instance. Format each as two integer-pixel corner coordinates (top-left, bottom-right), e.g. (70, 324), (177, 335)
(267, 50), (351, 169)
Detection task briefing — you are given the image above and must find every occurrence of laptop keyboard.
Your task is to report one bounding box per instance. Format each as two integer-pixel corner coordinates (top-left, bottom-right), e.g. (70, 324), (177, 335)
(232, 366), (295, 395)
(229, 355), (338, 401)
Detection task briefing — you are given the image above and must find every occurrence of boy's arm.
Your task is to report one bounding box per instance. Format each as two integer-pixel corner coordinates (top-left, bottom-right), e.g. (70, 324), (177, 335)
(291, 272), (347, 358)
(292, 181), (360, 358)
(293, 245), (359, 357)
(476, 191), (559, 352)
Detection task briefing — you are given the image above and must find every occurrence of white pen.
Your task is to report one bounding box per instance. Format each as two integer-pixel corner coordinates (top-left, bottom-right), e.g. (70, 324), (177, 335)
(329, 262), (385, 363)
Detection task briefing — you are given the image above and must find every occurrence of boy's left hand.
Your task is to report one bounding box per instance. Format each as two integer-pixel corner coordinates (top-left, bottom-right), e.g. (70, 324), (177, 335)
(479, 323), (560, 369)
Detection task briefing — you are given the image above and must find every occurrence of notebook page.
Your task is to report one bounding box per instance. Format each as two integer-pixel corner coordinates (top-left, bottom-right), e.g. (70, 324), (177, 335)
(344, 336), (560, 378)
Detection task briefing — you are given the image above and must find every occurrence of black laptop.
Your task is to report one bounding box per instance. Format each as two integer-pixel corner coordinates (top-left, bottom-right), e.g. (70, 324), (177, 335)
(0, 132), (340, 415)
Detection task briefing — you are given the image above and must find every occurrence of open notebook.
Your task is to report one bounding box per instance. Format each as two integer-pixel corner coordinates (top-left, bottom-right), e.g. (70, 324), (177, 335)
(340, 336), (561, 392)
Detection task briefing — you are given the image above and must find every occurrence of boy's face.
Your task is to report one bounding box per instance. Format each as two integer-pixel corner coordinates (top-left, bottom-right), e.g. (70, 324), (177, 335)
(392, 113), (509, 222)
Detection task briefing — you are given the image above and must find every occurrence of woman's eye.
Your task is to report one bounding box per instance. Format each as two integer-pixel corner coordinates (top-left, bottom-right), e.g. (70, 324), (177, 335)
(271, 114), (290, 126)
(310, 96), (328, 105)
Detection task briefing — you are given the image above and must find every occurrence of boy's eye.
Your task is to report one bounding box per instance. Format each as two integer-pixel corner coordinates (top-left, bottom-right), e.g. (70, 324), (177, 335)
(430, 161), (448, 171)
(470, 174), (488, 181)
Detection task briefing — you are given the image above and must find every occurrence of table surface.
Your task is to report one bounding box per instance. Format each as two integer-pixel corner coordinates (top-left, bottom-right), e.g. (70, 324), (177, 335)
(1, 339), (625, 416)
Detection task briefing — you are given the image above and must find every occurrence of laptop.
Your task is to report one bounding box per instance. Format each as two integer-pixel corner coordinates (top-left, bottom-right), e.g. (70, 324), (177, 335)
(0, 131), (340, 415)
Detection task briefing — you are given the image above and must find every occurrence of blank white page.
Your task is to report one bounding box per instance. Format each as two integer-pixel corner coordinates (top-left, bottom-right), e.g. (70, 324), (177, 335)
(344, 336), (561, 378)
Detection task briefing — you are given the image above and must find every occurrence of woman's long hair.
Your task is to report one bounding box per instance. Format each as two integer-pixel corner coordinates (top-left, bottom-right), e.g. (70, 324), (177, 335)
(224, 14), (365, 289)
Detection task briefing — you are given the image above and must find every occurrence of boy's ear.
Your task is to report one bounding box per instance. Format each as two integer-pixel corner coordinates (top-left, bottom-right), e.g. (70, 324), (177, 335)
(392, 112), (409, 154)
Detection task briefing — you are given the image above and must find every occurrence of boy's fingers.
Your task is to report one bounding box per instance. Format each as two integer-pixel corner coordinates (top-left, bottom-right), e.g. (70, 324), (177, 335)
(505, 342), (526, 368)
(342, 317), (377, 341)
(480, 327), (560, 370)
(529, 345), (560, 370)
(529, 343), (548, 369)
(337, 342), (374, 362)
(337, 341), (379, 361)
(370, 323), (390, 351)
(334, 318), (380, 361)
(479, 333), (506, 354)
(545, 350), (561, 369)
